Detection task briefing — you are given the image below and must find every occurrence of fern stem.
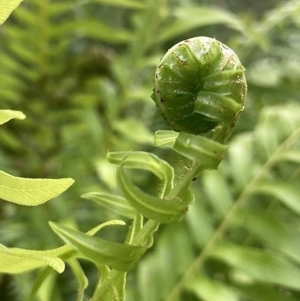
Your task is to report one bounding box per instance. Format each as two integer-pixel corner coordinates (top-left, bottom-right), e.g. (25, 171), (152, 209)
(92, 128), (300, 300)
(89, 163), (201, 300)
(166, 162), (203, 201)
(90, 220), (159, 300)
(132, 219), (160, 247)
(165, 126), (300, 300)
(90, 269), (123, 301)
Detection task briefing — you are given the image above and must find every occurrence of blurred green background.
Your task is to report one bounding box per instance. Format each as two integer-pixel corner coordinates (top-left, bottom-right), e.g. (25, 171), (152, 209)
(1, 0), (300, 300)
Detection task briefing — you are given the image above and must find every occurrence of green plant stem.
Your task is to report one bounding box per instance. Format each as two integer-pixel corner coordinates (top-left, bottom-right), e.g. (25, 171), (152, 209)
(89, 159), (213, 300)
(132, 219), (160, 247)
(90, 220), (160, 301)
(166, 162), (204, 201)
(90, 269), (124, 301)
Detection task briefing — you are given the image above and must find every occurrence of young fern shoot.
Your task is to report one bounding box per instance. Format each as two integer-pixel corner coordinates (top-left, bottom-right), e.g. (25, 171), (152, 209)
(152, 36), (247, 142)
(48, 37), (247, 301)
(89, 36), (247, 300)
(150, 36), (247, 204)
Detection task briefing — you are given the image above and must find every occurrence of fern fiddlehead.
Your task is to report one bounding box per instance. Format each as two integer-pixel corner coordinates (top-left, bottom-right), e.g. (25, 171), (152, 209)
(115, 37), (247, 225)
(50, 37), (247, 301)
(85, 36), (246, 301)
(152, 36), (247, 142)
(114, 37), (247, 234)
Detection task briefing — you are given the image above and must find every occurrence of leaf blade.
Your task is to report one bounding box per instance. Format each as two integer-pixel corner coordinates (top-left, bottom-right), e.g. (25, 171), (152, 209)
(157, 6), (244, 43)
(49, 222), (146, 271)
(0, 243), (65, 274)
(0, 171), (74, 205)
(0, 109), (25, 124)
(210, 243), (300, 290)
(117, 163), (188, 223)
(185, 275), (239, 301)
(0, 0), (23, 25)
(250, 181), (300, 215)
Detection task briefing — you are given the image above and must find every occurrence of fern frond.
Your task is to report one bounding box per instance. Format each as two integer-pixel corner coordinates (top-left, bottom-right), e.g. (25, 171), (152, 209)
(134, 105), (300, 301)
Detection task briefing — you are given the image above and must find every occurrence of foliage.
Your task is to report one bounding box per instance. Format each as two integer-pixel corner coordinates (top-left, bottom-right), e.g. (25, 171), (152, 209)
(0, 0), (23, 24)
(0, 112), (73, 293)
(138, 105), (300, 301)
(1, 0), (300, 301)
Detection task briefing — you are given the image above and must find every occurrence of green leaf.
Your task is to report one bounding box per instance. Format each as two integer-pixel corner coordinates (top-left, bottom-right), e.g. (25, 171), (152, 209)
(113, 119), (154, 144)
(0, 109), (25, 124)
(49, 222), (146, 271)
(185, 275), (239, 301)
(8, 6), (36, 27)
(107, 151), (174, 196)
(155, 130), (228, 168)
(0, 171), (74, 205)
(0, 243), (65, 274)
(26, 221), (123, 300)
(137, 223), (194, 301)
(254, 105), (300, 157)
(26, 268), (57, 301)
(157, 6), (244, 43)
(87, 0), (145, 9)
(154, 130), (179, 148)
(95, 159), (118, 188)
(23, 270), (59, 301)
(237, 283), (298, 301)
(194, 92), (244, 122)
(78, 20), (133, 44)
(0, 89), (21, 103)
(273, 150), (300, 164)
(82, 192), (136, 218)
(202, 170), (233, 217)
(0, 73), (27, 91)
(0, 0), (23, 25)
(68, 259), (88, 301)
(210, 243), (300, 290)
(9, 40), (39, 65)
(227, 134), (255, 188)
(97, 268), (126, 301)
(117, 162), (189, 223)
(235, 212), (300, 264)
(50, 20), (132, 44)
(250, 181), (300, 215)
(186, 198), (214, 248)
(48, 2), (73, 15)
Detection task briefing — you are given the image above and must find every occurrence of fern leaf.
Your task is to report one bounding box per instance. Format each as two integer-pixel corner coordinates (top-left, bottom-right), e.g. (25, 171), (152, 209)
(0, 171), (74, 205)
(0, 0), (23, 24)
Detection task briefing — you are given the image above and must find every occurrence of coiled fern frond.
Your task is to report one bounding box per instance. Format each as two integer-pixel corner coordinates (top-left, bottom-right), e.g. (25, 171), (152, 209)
(152, 37), (247, 142)
(56, 37), (247, 300)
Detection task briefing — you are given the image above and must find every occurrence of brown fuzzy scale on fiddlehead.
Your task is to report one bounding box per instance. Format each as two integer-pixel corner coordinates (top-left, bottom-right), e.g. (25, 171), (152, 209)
(152, 36), (247, 142)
